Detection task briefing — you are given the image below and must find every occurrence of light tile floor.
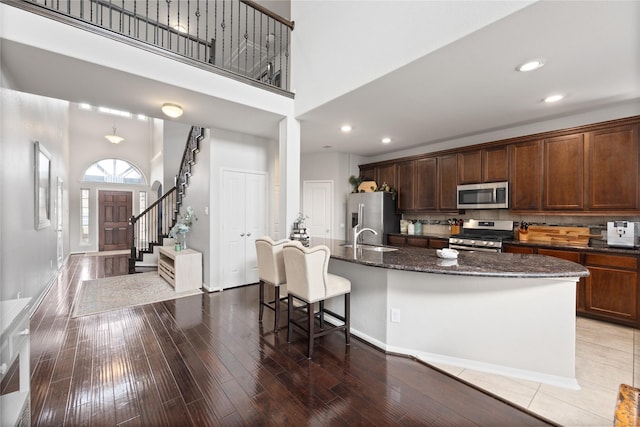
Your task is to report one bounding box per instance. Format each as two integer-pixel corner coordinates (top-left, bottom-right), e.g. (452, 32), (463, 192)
(433, 317), (637, 427)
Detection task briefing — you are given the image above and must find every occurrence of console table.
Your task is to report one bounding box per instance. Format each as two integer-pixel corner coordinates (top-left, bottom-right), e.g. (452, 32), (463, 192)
(1, 297), (31, 426)
(158, 246), (202, 292)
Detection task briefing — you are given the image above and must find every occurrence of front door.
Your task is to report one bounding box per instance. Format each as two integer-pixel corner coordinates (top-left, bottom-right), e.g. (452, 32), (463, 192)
(98, 190), (132, 251)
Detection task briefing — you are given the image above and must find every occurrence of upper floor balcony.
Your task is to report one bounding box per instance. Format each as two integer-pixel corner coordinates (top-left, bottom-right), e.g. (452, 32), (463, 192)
(11, 0), (293, 95)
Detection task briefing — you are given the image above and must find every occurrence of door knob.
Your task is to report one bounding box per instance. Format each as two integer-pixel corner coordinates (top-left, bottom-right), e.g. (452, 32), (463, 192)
(246, 232), (251, 237)
(240, 233), (245, 237)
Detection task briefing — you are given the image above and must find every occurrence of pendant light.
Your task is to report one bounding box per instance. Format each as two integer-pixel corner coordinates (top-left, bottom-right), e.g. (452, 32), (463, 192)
(105, 123), (124, 144)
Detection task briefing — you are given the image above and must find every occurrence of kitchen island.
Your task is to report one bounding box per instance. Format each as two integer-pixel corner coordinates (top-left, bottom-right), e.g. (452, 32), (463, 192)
(313, 238), (589, 390)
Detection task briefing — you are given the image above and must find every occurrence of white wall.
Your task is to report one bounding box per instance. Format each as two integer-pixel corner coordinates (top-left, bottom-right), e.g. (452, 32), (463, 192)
(0, 88), (70, 302)
(290, 1), (534, 116)
(163, 122), (193, 190)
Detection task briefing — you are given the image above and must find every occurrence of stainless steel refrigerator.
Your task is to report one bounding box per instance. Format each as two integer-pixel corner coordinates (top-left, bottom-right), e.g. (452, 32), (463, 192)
(346, 192), (400, 245)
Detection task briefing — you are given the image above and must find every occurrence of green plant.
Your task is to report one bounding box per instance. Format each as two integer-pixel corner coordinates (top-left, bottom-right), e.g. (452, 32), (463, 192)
(348, 175), (363, 193)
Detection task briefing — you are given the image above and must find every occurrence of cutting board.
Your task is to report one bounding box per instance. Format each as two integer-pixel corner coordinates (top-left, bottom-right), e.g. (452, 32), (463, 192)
(520, 226), (598, 245)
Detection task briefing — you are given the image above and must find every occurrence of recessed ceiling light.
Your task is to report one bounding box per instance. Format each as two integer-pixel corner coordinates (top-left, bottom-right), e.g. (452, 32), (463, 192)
(517, 59), (545, 72)
(340, 124), (352, 133)
(381, 137), (391, 144)
(544, 94), (564, 103)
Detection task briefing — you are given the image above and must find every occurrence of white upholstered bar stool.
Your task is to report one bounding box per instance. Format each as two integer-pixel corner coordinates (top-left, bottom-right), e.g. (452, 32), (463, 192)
(282, 242), (351, 358)
(255, 236), (289, 332)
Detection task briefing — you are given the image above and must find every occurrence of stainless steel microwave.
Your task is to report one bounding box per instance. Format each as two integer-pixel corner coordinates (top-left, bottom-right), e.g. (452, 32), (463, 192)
(457, 181), (509, 209)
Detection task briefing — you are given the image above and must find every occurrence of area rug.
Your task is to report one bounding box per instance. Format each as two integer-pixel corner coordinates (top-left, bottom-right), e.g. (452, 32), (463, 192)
(72, 272), (202, 318)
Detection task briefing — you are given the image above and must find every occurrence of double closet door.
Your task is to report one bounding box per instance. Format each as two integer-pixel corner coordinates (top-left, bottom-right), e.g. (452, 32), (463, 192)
(221, 170), (267, 288)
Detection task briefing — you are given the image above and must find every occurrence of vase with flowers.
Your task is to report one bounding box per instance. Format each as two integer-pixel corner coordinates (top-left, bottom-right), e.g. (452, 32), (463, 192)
(169, 206), (197, 251)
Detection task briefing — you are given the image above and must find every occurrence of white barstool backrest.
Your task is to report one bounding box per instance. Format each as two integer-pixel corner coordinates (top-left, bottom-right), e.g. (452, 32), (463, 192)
(255, 236), (289, 286)
(282, 243), (331, 303)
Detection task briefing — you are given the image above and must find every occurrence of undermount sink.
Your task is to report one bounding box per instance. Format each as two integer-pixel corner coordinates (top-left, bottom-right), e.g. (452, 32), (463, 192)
(341, 244), (398, 252)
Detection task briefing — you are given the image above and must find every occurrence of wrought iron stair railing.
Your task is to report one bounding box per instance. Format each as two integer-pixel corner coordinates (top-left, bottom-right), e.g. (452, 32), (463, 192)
(13, 0), (294, 93)
(129, 125), (205, 273)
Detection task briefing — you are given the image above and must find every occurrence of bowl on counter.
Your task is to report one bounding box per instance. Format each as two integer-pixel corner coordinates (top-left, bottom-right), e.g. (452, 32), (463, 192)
(436, 248), (459, 259)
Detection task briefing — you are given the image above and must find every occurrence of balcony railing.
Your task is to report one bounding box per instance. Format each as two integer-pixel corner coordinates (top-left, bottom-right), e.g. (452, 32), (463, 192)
(15, 0), (293, 93)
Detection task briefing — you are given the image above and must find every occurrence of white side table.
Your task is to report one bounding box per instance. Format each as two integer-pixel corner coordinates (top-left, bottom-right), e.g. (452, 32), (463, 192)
(158, 247), (202, 292)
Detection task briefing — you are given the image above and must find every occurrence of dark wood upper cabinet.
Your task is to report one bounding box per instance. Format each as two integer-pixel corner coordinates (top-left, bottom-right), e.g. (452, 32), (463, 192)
(438, 154), (458, 211)
(363, 117), (639, 214)
(457, 150), (482, 184)
(359, 165), (376, 181)
(376, 164), (397, 189)
(588, 125), (639, 210)
(543, 134), (585, 210)
(396, 160), (416, 211)
(415, 157), (437, 210)
(458, 146), (509, 184)
(483, 145), (509, 183)
(510, 140), (543, 210)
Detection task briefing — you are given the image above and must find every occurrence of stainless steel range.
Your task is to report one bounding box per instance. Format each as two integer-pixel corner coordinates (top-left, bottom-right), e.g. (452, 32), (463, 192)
(449, 219), (514, 253)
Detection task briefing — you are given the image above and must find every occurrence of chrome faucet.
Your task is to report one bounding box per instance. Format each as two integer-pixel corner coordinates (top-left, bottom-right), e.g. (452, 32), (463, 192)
(353, 224), (378, 255)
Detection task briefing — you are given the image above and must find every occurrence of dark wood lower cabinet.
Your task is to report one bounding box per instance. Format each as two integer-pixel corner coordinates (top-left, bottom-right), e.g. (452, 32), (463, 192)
(504, 244), (640, 328)
(387, 234), (448, 249)
(584, 253), (639, 326)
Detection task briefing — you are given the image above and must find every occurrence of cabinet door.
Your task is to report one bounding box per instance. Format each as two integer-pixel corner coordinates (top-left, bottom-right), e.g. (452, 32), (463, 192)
(414, 158), (437, 210)
(510, 140), (543, 210)
(588, 125), (639, 210)
(483, 145), (509, 183)
(585, 267), (638, 323)
(457, 150), (482, 184)
(359, 165), (376, 181)
(396, 161), (416, 211)
(543, 134), (585, 210)
(584, 253), (639, 325)
(538, 248), (585, 311)
(376, 164), (397, 189)
(438, 154), (458, 211)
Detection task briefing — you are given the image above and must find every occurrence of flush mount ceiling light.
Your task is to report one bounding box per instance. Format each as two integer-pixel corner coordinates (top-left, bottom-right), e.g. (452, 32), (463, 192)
(544, 94), (565, 103)
(162, 103), (183, 118)
(516, 59), (546, 72)
(381, 137), (392, 144)
(105, 124), (124, 144)
(340, 124), (352, 133)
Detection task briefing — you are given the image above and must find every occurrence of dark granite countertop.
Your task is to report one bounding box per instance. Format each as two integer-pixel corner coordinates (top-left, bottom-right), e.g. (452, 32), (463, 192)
(504, 239), (640, 256)
(312, 238), (589, 279)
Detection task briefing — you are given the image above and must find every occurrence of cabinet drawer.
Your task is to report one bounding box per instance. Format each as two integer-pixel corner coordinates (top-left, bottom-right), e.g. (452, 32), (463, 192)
(538, 248), (581, 263)
(585, 253), (638, 270)
(387, 235), (407, 246)
(406, 237), (429, 248)
(429, 238), (449, 249)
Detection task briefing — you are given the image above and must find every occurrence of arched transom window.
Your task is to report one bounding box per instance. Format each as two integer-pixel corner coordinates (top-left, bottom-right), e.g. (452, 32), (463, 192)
(82, 159), (145, 184)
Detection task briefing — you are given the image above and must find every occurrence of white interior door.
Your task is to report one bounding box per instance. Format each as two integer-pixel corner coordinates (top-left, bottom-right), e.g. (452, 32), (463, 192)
(303, 180), (333, 238)
(221, 170), (267, 288)
(243, 172), (267, 283)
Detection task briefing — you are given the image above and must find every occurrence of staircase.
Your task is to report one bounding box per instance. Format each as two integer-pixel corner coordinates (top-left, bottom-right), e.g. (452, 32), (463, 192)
(129, 126), (205, 273)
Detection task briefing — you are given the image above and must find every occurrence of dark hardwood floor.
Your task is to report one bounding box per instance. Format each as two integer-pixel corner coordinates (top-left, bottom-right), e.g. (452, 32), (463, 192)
(16, 253), (557, 426)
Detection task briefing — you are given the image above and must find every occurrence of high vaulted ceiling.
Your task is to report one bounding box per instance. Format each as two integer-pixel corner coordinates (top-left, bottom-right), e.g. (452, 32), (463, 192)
(2, 1), (639, 158)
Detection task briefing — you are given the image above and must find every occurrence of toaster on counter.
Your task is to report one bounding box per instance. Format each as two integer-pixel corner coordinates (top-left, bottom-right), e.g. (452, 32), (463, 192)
(607, 221), (640, 248)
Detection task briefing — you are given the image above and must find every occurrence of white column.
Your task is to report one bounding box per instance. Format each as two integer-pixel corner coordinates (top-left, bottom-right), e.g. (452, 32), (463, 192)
(278, 116), (301, 240)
